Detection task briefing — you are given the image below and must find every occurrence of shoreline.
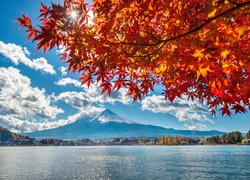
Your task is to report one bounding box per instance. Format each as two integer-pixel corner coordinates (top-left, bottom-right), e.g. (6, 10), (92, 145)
(1, 144), (249, 147)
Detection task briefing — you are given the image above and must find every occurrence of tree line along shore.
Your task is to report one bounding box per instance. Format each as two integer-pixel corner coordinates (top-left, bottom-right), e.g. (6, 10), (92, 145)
(1, 126), (250, 146)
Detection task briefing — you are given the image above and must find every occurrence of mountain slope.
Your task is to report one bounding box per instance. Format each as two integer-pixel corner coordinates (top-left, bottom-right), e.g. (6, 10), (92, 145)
(0, 126), (30, 142)
(24, 109), (225, 139)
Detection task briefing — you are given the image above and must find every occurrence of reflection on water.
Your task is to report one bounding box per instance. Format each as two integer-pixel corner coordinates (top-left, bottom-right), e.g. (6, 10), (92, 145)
(0, 146), (250, 180)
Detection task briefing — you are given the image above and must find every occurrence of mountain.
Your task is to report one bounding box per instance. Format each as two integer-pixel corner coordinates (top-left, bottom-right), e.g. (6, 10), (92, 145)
(90, 109), (134, 124)
(24, 109), (225, 139)
(0, 126), (30, 142)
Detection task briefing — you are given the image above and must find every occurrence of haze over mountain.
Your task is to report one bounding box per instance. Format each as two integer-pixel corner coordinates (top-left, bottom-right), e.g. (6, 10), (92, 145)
(24, 109), (225, 139)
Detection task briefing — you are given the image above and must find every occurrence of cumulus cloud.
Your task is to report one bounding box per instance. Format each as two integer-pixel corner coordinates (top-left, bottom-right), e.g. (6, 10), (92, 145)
(84, 83), (132, 105)
(141, 95), (213, 130)
(0, 106), (102, 133)
(55, 77), (132, 105)
(59, 66), (67, 76)
(0, 67), (113, 133)
(57, 91), (91, 108)
(56, 89), (132, 111)
(0, 67), (63, 120)
(0, 41), (55, 74)
(55, 77), (81, 87)
(0, 67), (105, 133)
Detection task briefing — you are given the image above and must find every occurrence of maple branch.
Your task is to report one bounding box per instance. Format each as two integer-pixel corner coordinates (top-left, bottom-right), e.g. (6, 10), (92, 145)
(128, 0), (250, 61)
(192, 16), (206, 22)
(130, 41), (166, 58)
(227, 0), (240, 5)
(118, 0), (250, 47)
(160, 1), (250, 43)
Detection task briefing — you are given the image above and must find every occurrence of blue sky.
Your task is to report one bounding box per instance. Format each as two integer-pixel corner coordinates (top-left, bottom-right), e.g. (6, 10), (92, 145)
(0, 0), (249, 133)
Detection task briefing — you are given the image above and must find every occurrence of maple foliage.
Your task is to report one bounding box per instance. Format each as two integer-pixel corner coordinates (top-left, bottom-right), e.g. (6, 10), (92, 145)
(17, 0), (250, 116)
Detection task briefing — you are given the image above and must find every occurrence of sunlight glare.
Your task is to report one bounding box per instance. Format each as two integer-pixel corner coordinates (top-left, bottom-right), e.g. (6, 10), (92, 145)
(70, 10), (78, 19)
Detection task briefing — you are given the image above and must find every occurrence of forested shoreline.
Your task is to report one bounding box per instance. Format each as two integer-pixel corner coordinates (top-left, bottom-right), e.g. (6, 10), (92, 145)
(1, 126), (250, 146)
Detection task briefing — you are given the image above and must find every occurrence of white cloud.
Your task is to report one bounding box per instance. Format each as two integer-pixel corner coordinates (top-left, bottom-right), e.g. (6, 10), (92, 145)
(184, 123), (208, 131)
(57, 91), (91, 108)
(59, 66), (67, 76)
(141, 95), (213, 130)
(84, 83), (132, 105)
(0, 106), (102, 133)
(0, 67), (63, 120)
(23, 47), (30, 55)
(0, 67), (127, 133)
(55, 77), (132, 105)
(56, 44), (67, 55)
(0, 68), (104, 133)
(0, 41), (55, 74)
(55, 77), (81, 87)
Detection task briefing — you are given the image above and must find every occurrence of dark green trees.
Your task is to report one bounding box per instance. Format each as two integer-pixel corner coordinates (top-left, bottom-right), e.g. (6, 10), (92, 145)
(206, 131), (243, 144)
(246, 130), (250, 139)
(227, 131), (242, 143)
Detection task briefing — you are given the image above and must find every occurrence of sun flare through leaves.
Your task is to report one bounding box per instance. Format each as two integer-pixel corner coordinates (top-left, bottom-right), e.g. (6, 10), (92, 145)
(16, 0), (250, 116)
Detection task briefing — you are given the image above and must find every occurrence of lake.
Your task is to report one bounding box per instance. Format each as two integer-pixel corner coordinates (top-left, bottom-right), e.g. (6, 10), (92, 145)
(0, 146), (250, 180)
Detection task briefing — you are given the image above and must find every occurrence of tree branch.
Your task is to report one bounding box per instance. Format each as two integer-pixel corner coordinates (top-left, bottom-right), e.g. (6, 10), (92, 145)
(117, 1), (250, 47)
(228, 0), (240, 5)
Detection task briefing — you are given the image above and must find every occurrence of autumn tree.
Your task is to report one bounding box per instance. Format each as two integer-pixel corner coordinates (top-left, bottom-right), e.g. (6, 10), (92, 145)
(17, 0), (250, 116)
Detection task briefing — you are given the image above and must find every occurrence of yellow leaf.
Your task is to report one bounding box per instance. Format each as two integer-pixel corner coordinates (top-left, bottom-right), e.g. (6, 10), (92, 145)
(196, 71), (201, 80)
(197, 66), (211, 79)
(222, 61), (230, 69)
(211, 80), (216, 89)
(236, 27), (247, 36)
(188, 64), (195, 70)
(164, 11), (169, 17)
(239, 60), (245, 67)
(155, 63), (167, 75)
(208, 9), (217, 18)
(169, 44), (176, 52)
(205, 53), (212, 60)
(149, 3), (153, 11)
(222, 61), (237, 75)
(200, 67), (209, 77)
(139, 31), (146, 37)
(192, 49), (205, 58)
(215, 36), (219, 46)
(175, 20), (180, 25)
(164, 23), (169, 29)
(221, 50), (230, 59)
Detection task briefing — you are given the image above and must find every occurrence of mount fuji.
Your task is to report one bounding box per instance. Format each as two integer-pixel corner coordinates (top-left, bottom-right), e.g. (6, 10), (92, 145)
(24, 109), (225, 139)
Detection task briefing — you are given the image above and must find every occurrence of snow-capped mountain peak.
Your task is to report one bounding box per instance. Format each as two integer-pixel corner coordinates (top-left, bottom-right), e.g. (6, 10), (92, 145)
(23, 109), (226, 139)
(91, 109), (134, 124)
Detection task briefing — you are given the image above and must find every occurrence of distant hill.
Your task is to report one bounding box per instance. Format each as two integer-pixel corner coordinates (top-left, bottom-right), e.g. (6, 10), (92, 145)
(24, 109), (226, 139)
(0, 126), (30, 142)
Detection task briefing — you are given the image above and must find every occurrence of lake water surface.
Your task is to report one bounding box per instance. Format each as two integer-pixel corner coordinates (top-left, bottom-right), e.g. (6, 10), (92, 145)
(0, 146), (250, 180)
